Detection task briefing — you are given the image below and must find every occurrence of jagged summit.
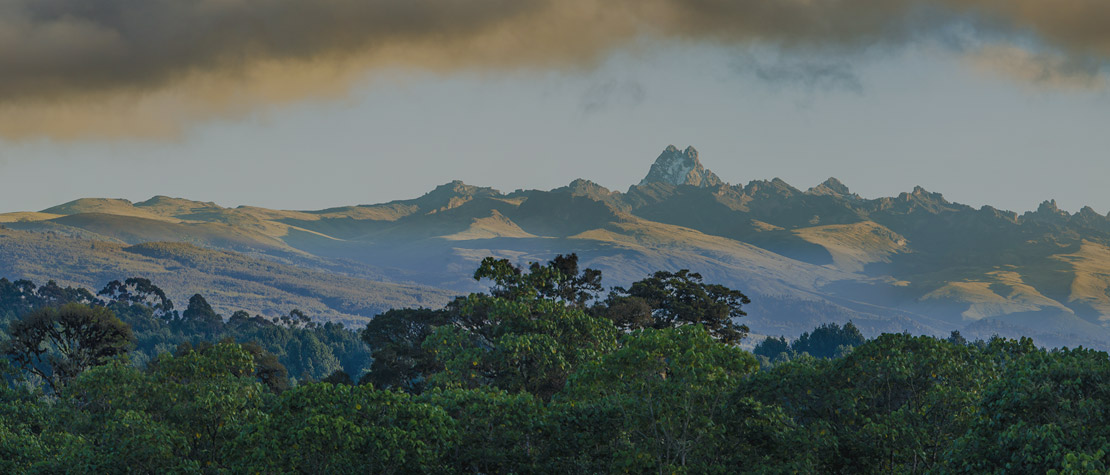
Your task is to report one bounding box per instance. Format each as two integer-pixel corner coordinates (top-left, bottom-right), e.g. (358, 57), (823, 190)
(1025, 199), (1071, 222)
(638, 145), (724, 188)
(554, 179), (614, 199)
(413, 181), (501, 212)
(1038, 199), (1063, 215)
(806, 177), (853, 198)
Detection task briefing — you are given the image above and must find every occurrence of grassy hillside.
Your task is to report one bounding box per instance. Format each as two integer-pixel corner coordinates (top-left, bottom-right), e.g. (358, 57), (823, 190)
(9, 149), (1110, 348)
(0, 227), (454, 326)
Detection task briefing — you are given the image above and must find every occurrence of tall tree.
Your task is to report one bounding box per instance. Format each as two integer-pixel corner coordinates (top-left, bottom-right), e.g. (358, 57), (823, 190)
(753, 335), (791, 360)
(790, 321), (866, 358)
(560, 326), (759, 472)
(179, 294), (222, 334)
(474, 253), (603, 307)
(98, 277), (174, 318)
(361, 307), (454, 393)
(426, 293), (618, 400)
(2, 303), (133, 392)
(604, 270), (750, 344)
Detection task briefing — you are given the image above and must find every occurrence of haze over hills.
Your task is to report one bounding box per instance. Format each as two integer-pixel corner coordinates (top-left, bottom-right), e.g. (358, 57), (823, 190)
(4, 145), (1110, 347)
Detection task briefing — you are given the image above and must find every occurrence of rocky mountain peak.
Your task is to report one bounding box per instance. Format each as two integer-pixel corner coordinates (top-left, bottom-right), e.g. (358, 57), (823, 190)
(806, 177), (853, 198)
(639, 145), (724, 188)
(905, 186), (947, 203)
(1024, 199), (1070, 221)
(1038, 199), (1061, 214)
(556, 179), (614, 199)
(415, 181), (501, 212)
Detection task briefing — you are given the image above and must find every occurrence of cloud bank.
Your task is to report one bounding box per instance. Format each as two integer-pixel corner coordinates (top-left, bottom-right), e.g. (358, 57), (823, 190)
(2, 0), (1109, 138)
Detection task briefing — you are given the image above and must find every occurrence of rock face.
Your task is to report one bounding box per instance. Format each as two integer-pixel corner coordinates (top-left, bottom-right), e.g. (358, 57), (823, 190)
(807, 178), (855, 198)
(638, 145), (724, 188)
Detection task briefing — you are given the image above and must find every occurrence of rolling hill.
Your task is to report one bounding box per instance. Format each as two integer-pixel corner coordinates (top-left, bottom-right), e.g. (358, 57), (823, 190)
(5, 144), (1110, 347)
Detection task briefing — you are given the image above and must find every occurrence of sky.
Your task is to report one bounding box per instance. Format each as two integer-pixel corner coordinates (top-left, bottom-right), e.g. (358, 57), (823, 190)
(2, 0), (1110, 215)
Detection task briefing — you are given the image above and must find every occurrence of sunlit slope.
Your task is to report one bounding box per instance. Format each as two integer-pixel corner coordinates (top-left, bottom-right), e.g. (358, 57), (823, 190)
(0, 212), (63, 223)
(441, 210), (538, 241)
(0, 227), (453, 325)
(10, 145), (1110, 348)
(1054, 241), (1110, 320)
(793, 221), (909, 273)
(43, 198), (179, 222)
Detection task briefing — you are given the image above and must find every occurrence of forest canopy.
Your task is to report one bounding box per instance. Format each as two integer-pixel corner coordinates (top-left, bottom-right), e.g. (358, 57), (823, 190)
(1, 254), (1108, 473)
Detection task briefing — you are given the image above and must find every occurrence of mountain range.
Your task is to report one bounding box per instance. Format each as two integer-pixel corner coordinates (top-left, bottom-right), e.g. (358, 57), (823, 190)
(4, 145), (1110, 347)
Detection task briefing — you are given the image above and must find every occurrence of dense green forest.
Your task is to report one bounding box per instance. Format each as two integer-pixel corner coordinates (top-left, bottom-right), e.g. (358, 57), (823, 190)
(1, 255), (1108, 473)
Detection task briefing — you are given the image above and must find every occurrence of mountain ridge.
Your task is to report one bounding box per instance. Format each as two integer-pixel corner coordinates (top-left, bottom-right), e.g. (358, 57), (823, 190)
(5, 145), (1110, 347)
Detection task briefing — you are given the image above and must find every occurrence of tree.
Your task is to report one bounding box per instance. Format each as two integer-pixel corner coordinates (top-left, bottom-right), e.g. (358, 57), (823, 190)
(361, 307), (453, 393)
(179, 294), (222, 334)
(426, 293), (617, 400)
(145, 343), (269, 466)
(0, 279), (96, 318)
(283, 309), (313, 329)
(605, 270), (750, 344)
(559, 325), (759, 472)
(2, 303), (133, 392)
(174, 340), (292, 393)
(239, 341), (292, 393)
(474, 253), (603, 307)
(322, 370), (353, 385)
(0, 278), (40, 317)
(46, 359), (198, 473)
(420, 387), (544, 473)
(753, 336), (790, 359)
(97, 278), (174, 318)
(33, 280), (97, 307)
(790, 321), (866, 358)
(741, 333), (997, 473)
(948, 345), (1110, 473)
(227, 310), (274, 329)
(227, 383), (455, 473)
(599, 295), (653, 332)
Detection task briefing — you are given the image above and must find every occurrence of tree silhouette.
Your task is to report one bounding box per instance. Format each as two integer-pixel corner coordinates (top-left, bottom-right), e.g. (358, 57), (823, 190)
(2, 303), (133, 392)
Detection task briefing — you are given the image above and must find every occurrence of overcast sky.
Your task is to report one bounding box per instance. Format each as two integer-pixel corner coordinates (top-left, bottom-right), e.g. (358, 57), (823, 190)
(2, 1), (1110, 215)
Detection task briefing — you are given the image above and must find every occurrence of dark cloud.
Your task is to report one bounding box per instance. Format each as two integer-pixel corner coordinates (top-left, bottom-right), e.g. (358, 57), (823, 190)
(970, 48), (1107, 89)
(2, 0), (1110, 137)
(0, 0), (543, 100)
(733, 55), (864, 94)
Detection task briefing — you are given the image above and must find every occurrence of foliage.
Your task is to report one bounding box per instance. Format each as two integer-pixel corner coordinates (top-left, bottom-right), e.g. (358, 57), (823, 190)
(419, 387), (544, 473)
(2, 304), (133, 393)
(741, 333), (1001, 473)
(754, 321), (867, 363)
(4, 260), (1110, 472)
(752, 335), (790, 360)
(1, 278), (374, 383)
(791, 321), (866, 358)
(473, 253), (603, 307)
(604, 270), (750, 344)
(949, 345), (1110, 474)
(0, 278), (95, 321)
(560, 325), (757, 472)
(425, 293), (618, 400)
(97, 278), (174, 317)
(361, 307), (454, 393)
(229, 383), (455, 473)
